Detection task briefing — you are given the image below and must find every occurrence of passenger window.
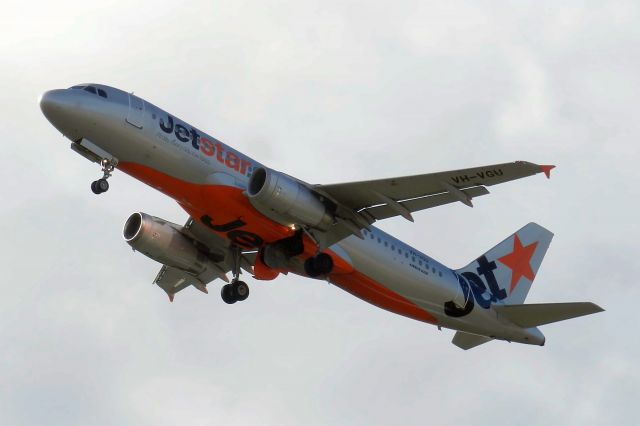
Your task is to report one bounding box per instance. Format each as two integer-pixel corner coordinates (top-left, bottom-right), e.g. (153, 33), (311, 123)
(419, 260), (422, 266)
(370, 234), (374, 239)
(377, 237), (381, 243)
(405, 253), (409, 258)
(391, 245), (395, 251)
(432, 267), (436, 273)
(384, 241), (388, 247)
(84, 86), (97, 94)
(97, 88), (107, 98)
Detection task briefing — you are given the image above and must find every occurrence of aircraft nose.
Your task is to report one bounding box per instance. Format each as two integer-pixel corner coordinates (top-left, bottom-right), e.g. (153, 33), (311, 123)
(39, 89), (68, 117)
(39, 88), (84, 139)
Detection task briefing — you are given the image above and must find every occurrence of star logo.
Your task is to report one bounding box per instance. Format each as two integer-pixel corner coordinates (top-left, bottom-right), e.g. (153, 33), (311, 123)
(498, 234), (539, 294)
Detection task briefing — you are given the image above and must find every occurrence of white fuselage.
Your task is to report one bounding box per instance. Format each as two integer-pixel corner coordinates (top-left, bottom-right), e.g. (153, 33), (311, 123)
(40, 84), (545, 345)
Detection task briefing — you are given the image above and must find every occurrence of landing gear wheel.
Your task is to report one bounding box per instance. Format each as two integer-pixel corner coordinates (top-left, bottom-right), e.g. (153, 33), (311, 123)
(97, 178), (109, 193)
(91, 158), (116, 195)
(233, 281), (249, 301)
(91, 178), (109, 194)
(221, 284), (237, 304)
(221, 246), (251, 304)
(304, 253), (334, 277)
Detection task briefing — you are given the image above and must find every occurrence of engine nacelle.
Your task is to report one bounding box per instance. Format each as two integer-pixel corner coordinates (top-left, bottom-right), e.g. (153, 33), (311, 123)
(247, 167), (333, 230)
(123, 212), (220, 278)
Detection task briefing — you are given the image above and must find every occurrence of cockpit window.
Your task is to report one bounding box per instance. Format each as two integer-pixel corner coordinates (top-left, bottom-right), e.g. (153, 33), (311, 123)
(72, 84), (108, 98)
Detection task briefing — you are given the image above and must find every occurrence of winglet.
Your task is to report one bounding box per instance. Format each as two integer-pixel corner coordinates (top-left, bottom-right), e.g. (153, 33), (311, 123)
(168, 293), (174, 302)
(539, 165), (555, 179)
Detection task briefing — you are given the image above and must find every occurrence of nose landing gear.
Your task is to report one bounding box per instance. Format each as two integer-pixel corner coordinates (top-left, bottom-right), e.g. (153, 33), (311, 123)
(91, 178), (109, 194)
(91, 158), (116, 194)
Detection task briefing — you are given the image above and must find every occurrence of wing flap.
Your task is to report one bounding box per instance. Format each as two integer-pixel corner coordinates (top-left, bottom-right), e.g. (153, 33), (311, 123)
(364, 186), (490, 220)
(155, 265), (202, 301)
(305, 161), (551, 247)
(317, 161), (546, 211)
(149, 217), (260, 301)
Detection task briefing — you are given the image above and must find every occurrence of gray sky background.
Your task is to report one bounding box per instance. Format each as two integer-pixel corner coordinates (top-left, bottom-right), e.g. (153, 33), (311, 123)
(2, 1), (638, 424)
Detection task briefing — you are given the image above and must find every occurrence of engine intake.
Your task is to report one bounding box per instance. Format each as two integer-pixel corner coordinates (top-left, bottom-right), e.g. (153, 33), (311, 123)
(123, 212), (221, 280)
(247, 167), (333, 230)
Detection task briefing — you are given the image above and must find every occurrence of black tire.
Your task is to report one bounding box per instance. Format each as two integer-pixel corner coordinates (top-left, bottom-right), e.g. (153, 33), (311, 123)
(314, 253), (333, 274)
(97, 178), (109, 193)
(233, 281), (250, 301)
(221, 284), (236, 304)
(304, 257), (320, 277)
(91, 181), (101, 194)
(304, 253), (334, 277)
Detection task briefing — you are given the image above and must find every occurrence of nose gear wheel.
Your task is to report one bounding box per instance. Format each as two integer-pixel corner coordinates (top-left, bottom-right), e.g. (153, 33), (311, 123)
(91, 178), (109, 194)
(91, 158), (116, 194)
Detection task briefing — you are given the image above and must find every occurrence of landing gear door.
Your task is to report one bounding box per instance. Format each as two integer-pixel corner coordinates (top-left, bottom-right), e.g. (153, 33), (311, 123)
(126, 93), (145, 129)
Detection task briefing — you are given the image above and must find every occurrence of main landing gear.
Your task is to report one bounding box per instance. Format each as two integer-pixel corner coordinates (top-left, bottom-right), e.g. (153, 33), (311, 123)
(304, 252), (334, 278)
(221, 281), (249, 304)
(221, 246), (250, 304)
(91, 158), (116, 194)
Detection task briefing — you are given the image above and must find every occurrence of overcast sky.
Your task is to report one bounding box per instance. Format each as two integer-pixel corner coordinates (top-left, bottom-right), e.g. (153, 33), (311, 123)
(2, 1), (638, 425)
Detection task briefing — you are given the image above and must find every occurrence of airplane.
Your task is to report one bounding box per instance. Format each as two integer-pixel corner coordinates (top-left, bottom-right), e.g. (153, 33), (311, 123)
(39, 83), (603, 350)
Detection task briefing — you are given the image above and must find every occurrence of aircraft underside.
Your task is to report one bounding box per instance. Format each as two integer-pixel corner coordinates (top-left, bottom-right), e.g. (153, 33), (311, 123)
(39, 83), (604, 349)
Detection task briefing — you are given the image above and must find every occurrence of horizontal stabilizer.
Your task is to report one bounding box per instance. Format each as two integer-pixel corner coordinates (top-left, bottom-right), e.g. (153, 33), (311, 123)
(452, 331), (493, 350)
(494, 302), (604, 328)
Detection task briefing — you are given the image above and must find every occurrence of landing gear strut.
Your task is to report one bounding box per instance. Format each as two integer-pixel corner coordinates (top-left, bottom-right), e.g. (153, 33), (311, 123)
(91, 158), (116, 194)
(221, 246), (250, 304)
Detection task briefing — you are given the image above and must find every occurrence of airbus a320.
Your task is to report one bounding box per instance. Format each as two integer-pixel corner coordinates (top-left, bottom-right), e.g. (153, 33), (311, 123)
(40, 84), (603, 350)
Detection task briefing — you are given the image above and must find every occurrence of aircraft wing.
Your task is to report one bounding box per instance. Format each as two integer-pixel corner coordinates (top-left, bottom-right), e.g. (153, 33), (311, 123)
(152, 217), (256, 301)
(154, 265), (208, 301)
(310, 161), (554, 248)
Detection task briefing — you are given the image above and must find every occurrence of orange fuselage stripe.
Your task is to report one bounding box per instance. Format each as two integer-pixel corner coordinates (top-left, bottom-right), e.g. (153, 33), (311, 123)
(329, 271), (438, 324)
(118, 161), (438, 324)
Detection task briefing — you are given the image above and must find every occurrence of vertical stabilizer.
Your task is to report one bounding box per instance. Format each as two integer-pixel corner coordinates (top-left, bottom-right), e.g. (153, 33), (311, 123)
(456, 223), (554, 305)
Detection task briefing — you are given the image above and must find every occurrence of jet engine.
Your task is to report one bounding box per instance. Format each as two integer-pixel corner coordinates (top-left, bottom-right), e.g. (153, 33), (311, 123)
(123, 212), (222, 278)
(246, 167), (334, 230)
